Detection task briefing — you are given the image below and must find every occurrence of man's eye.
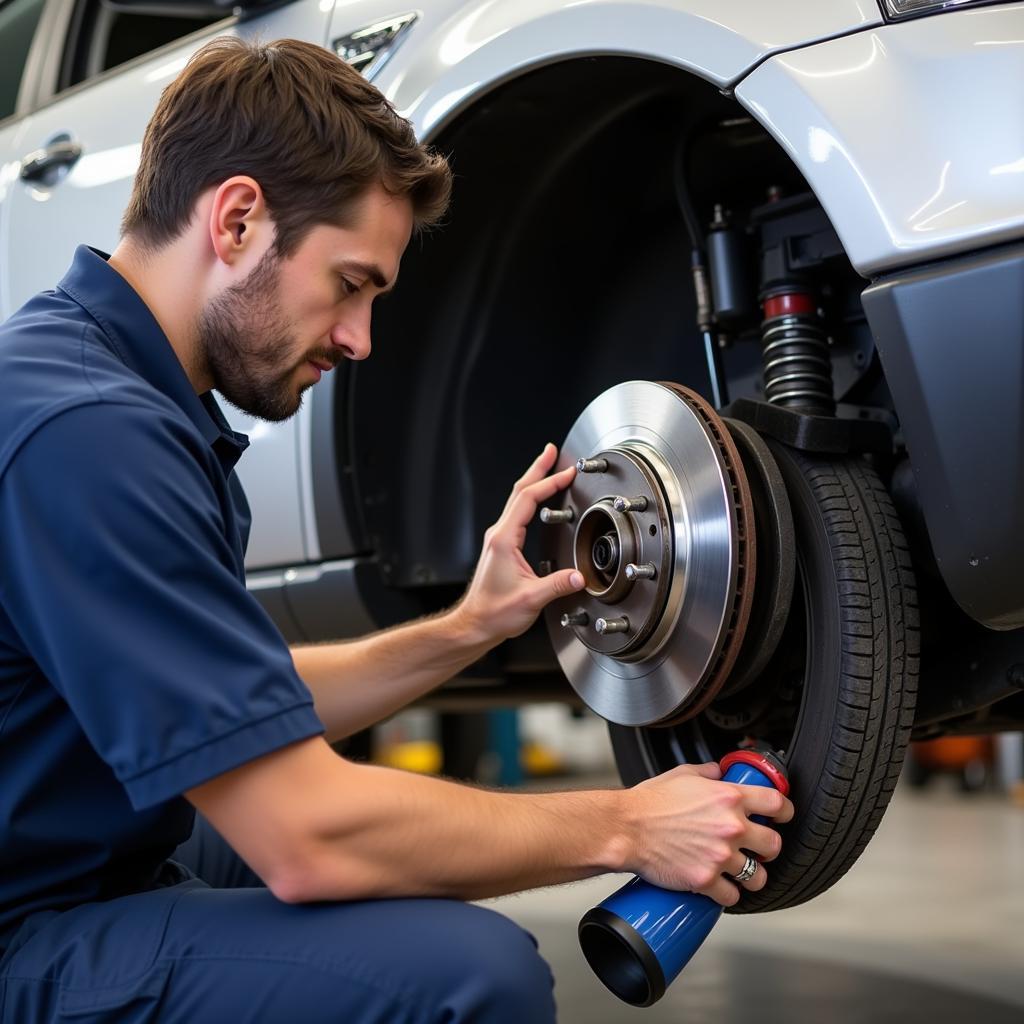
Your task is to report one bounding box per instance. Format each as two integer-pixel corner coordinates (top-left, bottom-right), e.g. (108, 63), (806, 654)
(338, 277), (360, 298)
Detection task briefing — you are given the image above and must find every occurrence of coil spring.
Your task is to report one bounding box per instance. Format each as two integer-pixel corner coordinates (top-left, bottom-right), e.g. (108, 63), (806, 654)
(761, 294), (835, 415)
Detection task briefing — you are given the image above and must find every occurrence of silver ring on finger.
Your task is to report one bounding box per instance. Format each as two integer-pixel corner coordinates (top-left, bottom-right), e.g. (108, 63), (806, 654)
(731, 854), (758, 884)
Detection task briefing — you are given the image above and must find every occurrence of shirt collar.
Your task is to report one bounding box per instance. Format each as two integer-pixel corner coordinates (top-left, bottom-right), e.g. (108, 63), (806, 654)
(57, 246), (249, 471)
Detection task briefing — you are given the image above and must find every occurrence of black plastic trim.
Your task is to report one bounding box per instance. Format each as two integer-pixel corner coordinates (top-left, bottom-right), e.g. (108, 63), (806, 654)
(722, 397), (892, 455)
(281, 561), (377, 643)
(308, 365), (360, 559)
(862, 241), (1024, 630)
(578, 907), (665, 1008)
(247, 577), (304, 645)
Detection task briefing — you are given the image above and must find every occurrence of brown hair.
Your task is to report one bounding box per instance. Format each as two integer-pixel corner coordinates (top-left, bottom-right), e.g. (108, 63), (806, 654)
(121, 37), (451, 255)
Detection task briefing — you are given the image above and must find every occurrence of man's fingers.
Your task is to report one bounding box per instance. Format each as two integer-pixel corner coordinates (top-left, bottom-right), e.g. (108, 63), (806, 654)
(666, 761), (722, 782)
(701, 876), (741, 908)
(532, 568), (585, 606)
(505, 467), (576, 528)
(725, 853), (768, 892)
(738, 784), (794, 823)
(777, 796), (795, 823)
(505, 444), (560, 509)
(741, 822), (783, 862)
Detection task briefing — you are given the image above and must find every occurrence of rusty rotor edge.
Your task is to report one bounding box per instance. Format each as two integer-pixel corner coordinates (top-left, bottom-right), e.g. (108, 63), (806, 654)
(655, 382), (757, 726)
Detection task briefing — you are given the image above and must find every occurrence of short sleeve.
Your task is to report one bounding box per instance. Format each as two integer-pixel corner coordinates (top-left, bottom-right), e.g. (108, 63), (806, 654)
(0, 402), (324, 810)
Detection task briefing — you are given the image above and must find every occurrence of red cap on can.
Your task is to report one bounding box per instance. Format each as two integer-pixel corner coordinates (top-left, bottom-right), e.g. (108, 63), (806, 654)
(719, 749), (790, 796)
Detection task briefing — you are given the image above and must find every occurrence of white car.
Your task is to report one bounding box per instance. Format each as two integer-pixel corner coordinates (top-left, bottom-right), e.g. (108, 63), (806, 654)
(3, 0), (1023, 913)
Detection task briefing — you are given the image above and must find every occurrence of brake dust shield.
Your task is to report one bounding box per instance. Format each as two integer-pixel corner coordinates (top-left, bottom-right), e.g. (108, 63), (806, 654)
(542, 381), (755, 726)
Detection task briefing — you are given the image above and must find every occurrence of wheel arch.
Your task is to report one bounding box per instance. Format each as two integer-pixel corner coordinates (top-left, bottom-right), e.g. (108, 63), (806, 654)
(341, 49), (856, 599)
(365, 0), (882, 143)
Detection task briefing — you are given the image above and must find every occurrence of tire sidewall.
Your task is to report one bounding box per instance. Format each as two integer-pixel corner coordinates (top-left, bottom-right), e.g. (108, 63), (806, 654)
(765, 441), (843, 872)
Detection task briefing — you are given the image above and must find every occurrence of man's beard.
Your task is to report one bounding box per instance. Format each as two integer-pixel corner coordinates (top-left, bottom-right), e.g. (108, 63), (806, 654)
(197, 250), (324, 423)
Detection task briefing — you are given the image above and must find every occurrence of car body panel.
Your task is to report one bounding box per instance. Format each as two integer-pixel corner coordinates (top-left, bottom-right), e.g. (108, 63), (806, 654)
(331, 0), (882, 130)
(736, 3), (1024, 276)
(863, 241), (1024, 630)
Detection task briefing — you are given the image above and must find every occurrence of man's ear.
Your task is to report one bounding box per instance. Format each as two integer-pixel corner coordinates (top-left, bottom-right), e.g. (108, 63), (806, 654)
(208, 176), (273, 266)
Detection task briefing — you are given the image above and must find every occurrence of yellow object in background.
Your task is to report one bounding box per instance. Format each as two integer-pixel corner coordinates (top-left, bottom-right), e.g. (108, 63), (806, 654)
(374, 739), (568, 778)
(375, 740), (443, 775)
(521, 740), (565, 777)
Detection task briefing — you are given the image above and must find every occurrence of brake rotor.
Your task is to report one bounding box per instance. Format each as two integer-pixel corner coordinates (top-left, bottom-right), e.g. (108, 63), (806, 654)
(716, 418), (795, 698)
(542, 380), (756, 726)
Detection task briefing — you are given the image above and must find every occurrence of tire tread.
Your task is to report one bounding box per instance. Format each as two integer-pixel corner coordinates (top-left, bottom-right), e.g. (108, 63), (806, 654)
(739, 452), (919, 912)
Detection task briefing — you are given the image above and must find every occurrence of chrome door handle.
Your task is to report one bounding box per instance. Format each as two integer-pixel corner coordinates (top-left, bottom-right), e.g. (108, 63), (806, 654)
(19, 140), (83, 183)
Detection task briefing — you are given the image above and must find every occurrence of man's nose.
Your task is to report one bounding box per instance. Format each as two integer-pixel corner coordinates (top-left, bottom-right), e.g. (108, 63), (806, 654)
(330, 309), (372, 361)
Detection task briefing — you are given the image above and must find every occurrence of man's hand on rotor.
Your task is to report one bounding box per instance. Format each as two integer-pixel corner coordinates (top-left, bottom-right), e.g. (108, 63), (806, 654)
(456, 443), (585, 645)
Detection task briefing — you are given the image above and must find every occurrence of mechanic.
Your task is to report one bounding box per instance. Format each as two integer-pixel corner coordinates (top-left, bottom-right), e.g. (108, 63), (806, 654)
(0, 37), (793, 1023)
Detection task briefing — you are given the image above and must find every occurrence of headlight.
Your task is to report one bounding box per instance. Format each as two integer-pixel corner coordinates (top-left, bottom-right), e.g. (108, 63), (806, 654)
(333, 12), (418, 79)
(883, 0), (1011, 18)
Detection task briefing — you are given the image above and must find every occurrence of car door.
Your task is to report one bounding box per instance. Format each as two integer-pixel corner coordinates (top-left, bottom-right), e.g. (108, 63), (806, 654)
(4, 0), (337, 571)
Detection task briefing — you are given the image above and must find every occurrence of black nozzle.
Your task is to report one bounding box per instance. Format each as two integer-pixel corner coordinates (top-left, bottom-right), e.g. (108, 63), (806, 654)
(578, 907), (666, 1008)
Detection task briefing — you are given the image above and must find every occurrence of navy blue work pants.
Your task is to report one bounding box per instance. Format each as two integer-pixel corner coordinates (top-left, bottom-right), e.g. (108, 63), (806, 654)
(0, 817), (556, 1022)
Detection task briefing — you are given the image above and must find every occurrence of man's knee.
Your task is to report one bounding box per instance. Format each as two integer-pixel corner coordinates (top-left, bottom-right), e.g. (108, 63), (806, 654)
(431, 902), (555, 1024)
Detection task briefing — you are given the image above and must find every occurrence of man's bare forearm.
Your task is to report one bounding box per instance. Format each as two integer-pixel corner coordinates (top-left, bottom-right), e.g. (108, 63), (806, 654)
(300, 760), (632, 901)
(291, 607), (490, 742)
(188, 737), (792, 908)
(191, 739), (633, 902)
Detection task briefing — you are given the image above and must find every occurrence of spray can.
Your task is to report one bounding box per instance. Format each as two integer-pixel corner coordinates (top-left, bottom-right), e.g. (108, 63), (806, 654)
(579, 748), (789, 1006)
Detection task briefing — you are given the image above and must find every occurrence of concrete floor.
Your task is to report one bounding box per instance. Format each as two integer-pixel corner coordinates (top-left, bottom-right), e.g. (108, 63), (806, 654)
(485, 782), (1024, 1023)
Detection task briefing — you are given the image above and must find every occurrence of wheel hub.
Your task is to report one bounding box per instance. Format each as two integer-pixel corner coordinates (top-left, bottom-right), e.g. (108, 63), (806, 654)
(561, 445), (672, 658)
(542, 380), (758, 726)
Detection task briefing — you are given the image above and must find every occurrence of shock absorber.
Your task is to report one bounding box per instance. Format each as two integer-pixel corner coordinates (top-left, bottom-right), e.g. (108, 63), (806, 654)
(760, 287), (835, 415)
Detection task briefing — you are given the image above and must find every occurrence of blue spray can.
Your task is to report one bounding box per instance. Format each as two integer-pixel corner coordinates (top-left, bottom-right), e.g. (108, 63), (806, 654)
(579, 748), (789, 1006)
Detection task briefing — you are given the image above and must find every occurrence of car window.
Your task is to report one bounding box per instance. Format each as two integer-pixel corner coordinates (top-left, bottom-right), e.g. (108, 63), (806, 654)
(0, 0), (48, 120)
(60, 0), (224, 90)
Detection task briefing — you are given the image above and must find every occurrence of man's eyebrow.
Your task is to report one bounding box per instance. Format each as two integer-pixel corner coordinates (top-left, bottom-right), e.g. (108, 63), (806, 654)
(335, 260), (395, 293)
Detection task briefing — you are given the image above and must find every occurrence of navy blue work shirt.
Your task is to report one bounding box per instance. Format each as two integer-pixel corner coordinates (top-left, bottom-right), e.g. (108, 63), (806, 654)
(0, 246), (324, 944)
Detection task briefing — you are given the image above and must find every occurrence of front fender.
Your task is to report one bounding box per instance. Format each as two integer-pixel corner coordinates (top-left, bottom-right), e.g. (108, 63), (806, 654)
(328, 0), (880, 138)
(735, 4), (1024, 276)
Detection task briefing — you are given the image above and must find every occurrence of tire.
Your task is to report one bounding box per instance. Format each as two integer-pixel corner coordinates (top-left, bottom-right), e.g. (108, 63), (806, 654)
(610, 446), (920, 912)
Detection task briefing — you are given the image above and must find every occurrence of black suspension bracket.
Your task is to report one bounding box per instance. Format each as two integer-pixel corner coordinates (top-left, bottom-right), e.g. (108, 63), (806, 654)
(722, 397), (892, 457)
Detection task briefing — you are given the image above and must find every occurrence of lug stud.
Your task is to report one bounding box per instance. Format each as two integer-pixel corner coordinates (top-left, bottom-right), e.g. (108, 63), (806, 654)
(540, 507), (574, 524)
(595, 616), (630, 635)
(560, 610), (589, 628)
(625, 562), (657, 581)
(576, 457), (609, 474)
(613, 495), (649, 513)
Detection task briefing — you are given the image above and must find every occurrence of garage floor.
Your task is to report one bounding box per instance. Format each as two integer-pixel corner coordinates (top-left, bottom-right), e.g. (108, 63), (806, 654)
(486, 782), (1024, 1023)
